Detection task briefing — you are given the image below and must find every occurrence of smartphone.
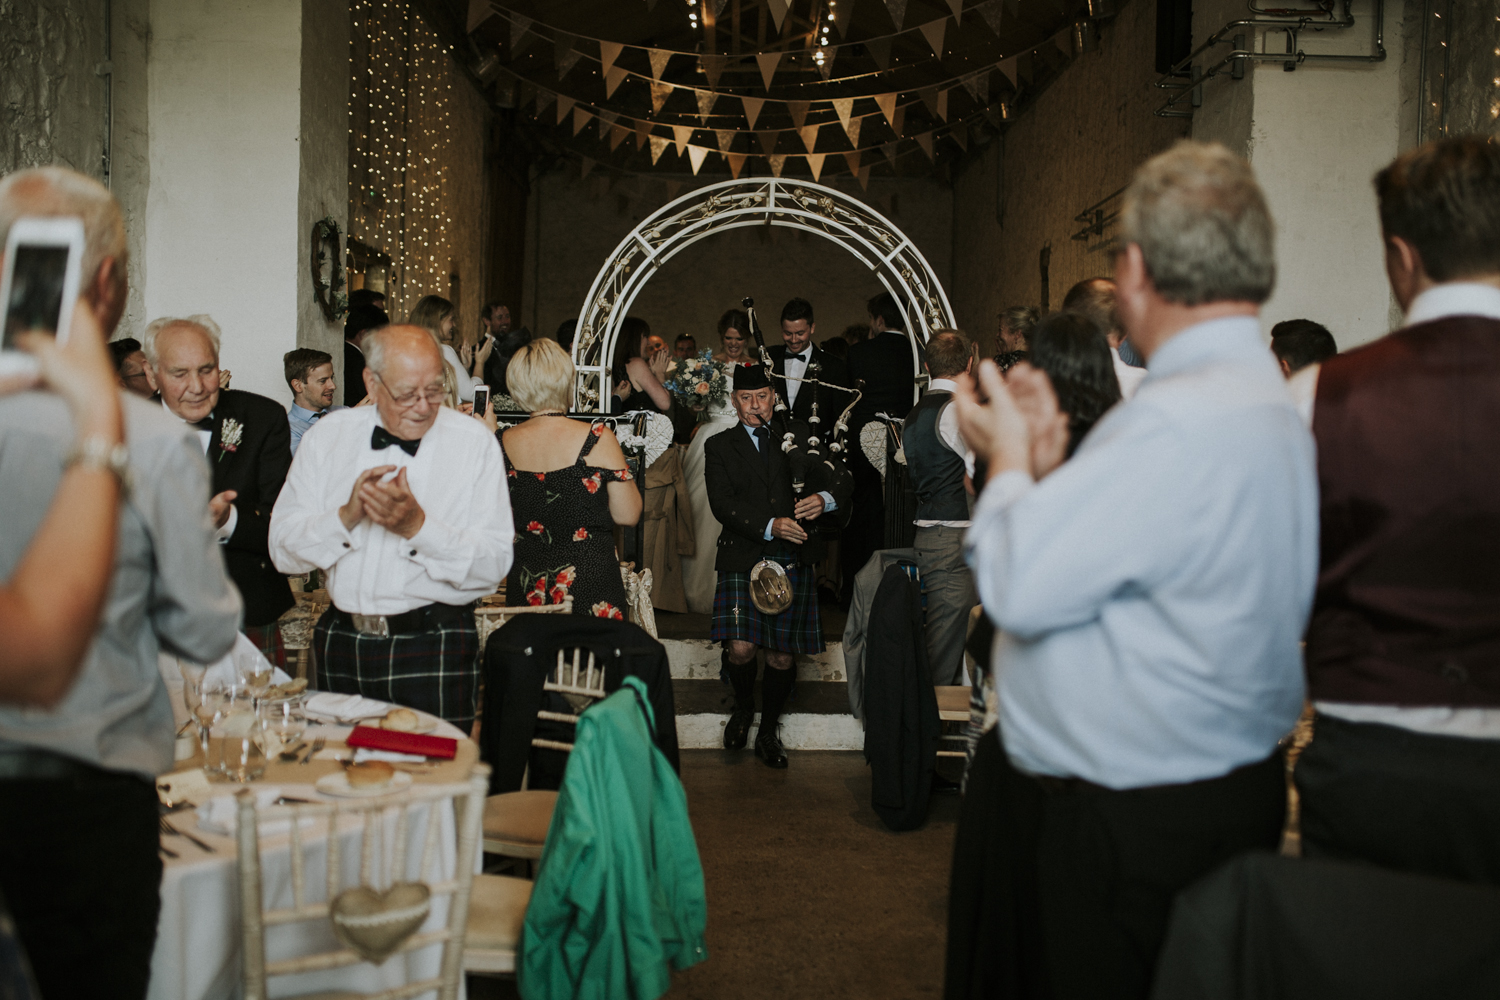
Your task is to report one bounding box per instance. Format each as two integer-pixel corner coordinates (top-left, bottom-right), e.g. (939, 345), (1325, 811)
(472, 384), (491, 420)
(0, 217), (86, 378)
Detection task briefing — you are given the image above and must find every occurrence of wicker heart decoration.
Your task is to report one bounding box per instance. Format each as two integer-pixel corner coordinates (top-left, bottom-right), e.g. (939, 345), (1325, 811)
(329, 882), (431, 964)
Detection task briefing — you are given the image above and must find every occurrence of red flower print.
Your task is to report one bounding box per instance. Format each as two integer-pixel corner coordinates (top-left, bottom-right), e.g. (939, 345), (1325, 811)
(527, 579), (546, 606)
(527, 521), (545, 535)
(549, 585), (567, 604)
(591, 601), (624, 621)
(535, 472), (546, 481)
(507, 469), (516, 478)
(582, 473), (602, 494)
(591, 423), (604, 436)
(573, 527), (589, 542)
(556, 566), (577, 588)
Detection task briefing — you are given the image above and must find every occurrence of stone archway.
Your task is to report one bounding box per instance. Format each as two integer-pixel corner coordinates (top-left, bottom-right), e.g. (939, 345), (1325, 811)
(571, 177), (956, 412)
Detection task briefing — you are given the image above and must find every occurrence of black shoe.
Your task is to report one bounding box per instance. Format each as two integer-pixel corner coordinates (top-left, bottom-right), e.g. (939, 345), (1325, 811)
(724, 708), (754, 751)
(931, 770), (962, 794)
(754, 728), (788, 769)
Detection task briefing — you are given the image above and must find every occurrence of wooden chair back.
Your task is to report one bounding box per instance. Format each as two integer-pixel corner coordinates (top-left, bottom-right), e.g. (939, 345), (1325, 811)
(531, 648), (610, 754)
(474, 597), (573, 647)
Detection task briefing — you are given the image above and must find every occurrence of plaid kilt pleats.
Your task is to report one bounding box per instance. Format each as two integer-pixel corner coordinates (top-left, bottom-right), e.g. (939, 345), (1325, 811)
(710, 560), (824, 654)
(313, 608), (480, 729)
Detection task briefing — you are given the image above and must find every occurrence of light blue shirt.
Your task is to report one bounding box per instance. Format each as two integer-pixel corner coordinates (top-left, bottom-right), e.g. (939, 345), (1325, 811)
(741, 421), (837, 540)
(965, 316), (1317, 789)
(288, 402), (344, 455)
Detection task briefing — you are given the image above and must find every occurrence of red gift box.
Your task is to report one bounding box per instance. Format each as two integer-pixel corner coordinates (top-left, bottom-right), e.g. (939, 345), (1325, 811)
(346, 726), (458, 760)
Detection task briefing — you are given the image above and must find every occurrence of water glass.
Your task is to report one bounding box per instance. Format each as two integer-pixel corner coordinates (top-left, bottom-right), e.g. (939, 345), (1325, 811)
(258, 696), (307, 759)
(207, 683), (266, 782)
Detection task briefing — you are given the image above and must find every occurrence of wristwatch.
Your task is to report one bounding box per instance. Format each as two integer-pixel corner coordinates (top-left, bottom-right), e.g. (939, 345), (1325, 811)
(64, 435), (131, 490)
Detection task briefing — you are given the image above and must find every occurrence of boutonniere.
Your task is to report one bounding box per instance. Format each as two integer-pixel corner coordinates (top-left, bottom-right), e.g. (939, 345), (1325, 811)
(218, 417), (244, 461)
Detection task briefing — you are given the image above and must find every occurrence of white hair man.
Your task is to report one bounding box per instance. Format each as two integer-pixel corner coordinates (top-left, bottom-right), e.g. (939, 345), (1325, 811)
(270, 325), (512, 730)
(953, 141), (1317, 998)
(0, 167), (241, 1000)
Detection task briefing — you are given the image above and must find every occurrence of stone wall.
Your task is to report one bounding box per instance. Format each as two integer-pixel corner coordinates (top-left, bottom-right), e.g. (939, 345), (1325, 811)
(947, 0), (1187, 357)
(296, 0), (350, 368)
(523, 169), (953, 354)
(0, 0), (107, 180)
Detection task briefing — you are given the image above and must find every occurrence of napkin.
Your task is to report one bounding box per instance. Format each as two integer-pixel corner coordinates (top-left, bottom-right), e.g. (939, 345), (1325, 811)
(346, 726), (458, 760)
(354, 748), (427, 764)
(196, 787), (295, 837)
(304, 692), (390, 724)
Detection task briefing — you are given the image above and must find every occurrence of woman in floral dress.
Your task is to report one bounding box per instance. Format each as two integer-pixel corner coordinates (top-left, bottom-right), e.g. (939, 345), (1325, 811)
(499, 339), (641, 618)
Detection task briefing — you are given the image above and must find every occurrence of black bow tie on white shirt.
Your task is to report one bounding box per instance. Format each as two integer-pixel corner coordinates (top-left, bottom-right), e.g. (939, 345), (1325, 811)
(789, 351), (810, 364)
(191, 414), (215, 431)
(371, 426), (421, 456)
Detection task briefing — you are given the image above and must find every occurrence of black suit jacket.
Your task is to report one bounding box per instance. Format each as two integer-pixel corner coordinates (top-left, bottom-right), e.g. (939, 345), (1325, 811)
(768, 344), (853, 424)
(207, 389), (295, 627)
(846, 330), (918, 428)
(704, 419), (853, 571)
(343, 341), (366, 407)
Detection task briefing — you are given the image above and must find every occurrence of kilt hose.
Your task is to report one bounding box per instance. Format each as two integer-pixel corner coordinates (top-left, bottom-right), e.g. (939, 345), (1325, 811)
(313, 607), (480, 730)
(710, 558), (824, 654)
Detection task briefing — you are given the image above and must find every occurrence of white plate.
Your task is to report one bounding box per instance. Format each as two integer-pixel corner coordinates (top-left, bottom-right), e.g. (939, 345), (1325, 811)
(379, 710), (438, 735)
(315, 770), (414, 799)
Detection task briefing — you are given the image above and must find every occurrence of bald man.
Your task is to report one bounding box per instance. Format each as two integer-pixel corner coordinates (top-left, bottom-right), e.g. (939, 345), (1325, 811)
(270, 326), (512, 730)
(145, 314), (295, 660)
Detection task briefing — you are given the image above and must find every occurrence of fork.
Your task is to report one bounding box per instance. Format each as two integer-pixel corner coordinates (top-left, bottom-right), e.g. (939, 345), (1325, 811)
(299, 736), (325, 765)
(159, 816), (216, 854)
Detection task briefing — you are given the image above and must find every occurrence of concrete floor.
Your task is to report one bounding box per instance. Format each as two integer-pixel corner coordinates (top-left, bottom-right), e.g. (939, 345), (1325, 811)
(470, 749), (960, 1000)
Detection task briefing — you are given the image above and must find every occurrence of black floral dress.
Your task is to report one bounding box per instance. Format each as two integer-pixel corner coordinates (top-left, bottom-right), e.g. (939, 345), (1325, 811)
(501, 420), (634, 619)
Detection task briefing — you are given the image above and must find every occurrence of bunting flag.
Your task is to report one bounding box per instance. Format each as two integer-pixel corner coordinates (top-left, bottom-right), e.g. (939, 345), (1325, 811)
(787, 100), (810, 129)
(580, 156), (596, 179)
(950, 125), (969, 152)
(866, 36), (892, 70)
(599, 40), (624, 76)
(807, 153), (827, 181)
(945, 0), (963, 18)
(555, 33), (581, 78)
(936, 89), (949, 121)
(881, 142), (899, 165)
(799, 123), (820, 153)
(768, 154), (787, 178)
(649, 134), (670, 164)
(882, 0), (908, 29)
(466, 0), (493, 34)
(556, 94), (576, 125)
(857, 165), (872, 190)
(701, 54), (729, 89)
(635, 118), (652, 149)
(875, 92), (898, 128)
(742, 95), (765, 129)
(609, 124), (630, 150)
(996, 56), (1017, 90)
(843, 150), (862, 175)
(596, 110), (618, 141)
(650, 81), (672, 113)
(696, 90), (717, 121)
(977, 0), (1005, 36)
(919, 87), (940, 116)
(672, 124), (693, 156)
(960, 70), (988, 103)
(604, 65), (628, 97)
(766, 0), (790, 32)
(817, 45), (837, 80)
(534, 88), (556, 116)
(915, 131), (935, 160)
(1016, 51), (1034, 85)
(892, 103), (906, 137)
(517, 80), (537, 109)
(756, 51), (783, 91)
(715, 129), (735, 153)
(832, 97), (855, 134)
(572, 105), (590, 135)
(758, 130), (779, 155)
(834, 0), (854, 33)
(918, 18), (946, 58)
(687, 145), (709, 175)
(510, 15), (533, 57)
(648, 48), (672, 81)
(845, 115), (864, 147)
(726, 152), (747, 179)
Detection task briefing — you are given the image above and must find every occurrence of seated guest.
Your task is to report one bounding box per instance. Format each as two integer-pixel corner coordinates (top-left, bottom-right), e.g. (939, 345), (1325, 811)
(144, 314), (294, 663)
(996, 305), (1039, 353)
(109, 337), (153, 398)
(283, 348), (343, 455)
(500, 338), (640, 617)
(1298, 136), (1500, 886)
(611, 316), (672, 413)
(343, 304), (388, 407)
(1062, 277), (1147, 400)
(709, 365), (852, 769)
(0, 166), (240, 1000)
(673, 333), (697, 359)
(270, 326), (512, 730)
(954, 141), (1315, 1000)
(410, 294), (486, 405)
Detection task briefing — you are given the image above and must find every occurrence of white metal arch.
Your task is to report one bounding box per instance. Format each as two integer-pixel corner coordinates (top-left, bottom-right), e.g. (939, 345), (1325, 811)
(571, 177), (956, 413)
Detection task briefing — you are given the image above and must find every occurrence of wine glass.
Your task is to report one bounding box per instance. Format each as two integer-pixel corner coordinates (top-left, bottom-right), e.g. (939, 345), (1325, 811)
(258, 696), (306, 761)
(238, 653), (275, 708)
(206, 681), (265, 782)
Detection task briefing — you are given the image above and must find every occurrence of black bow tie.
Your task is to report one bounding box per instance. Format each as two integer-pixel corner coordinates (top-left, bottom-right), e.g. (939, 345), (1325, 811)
(790, 351), (809, 363)
(371, 426), (421, 456)
(192, 415), (215, 431)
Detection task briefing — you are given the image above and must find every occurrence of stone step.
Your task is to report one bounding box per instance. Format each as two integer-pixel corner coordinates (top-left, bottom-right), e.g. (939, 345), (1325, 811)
(662, 637), (847, 683)
(672, 678), (864, 751)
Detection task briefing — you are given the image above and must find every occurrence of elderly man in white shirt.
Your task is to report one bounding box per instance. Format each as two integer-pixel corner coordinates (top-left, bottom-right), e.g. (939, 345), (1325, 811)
(953, 142), (1317, 1000)
(270, 325), (512, 730)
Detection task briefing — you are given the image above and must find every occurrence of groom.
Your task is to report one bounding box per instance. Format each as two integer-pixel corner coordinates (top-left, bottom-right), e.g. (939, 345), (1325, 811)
(704, 364), (852, 768)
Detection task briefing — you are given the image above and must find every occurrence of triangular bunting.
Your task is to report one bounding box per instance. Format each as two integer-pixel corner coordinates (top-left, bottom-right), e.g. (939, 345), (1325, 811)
(510, 15), (533, 57)
(832, 97), (854, 133)
(556, 94), (576, 126)
(742, 95), (766, 129)
(635, 118), (652, 149)
(977, 0), (1005, 36)
(843, 151), (862, 175)
(554, 33), (581, 78)
(467, 0), (495, 34)
(768, 154), (787, 178)
(936, 88), (949, 121)
(757, 130), (779, 155)
(727, 152), (747, 179)
(834, 0), (854, 33)
(960, 70), (988, 103)
(535, 88), (556, 117)
(672, 125), (693, 156)
(649, 49), (672, 81)
(916, 131), (935, 160)
(806, 153), (827, 181)
(787, 100), (810, 129)
(650, 82), (673, 114)
(996, 56), (1018, 91)
(919, 87), (940, 116)
(604, 65), (628, 98)
(715, 130), (735, 153)
(701, 54), (729, 90)
(599, 41), (624, 76)
(517, 81), (537, 109)
(580, 156), (596, 180)
(845, 115), (863, 147)
(866, 37), (892, 70)
(818, 46), (838, 80)
(857, 165), (871, 190)
(687, 145), (709, 176)
(609, 124), (630, 151)
(756, 52), (782, 91)
(572, 105), (590, 136)
(696, 90), (717, 121)
(597, 110), (618, 140)
(875, 92), (898, 128)
(882, 141), (898, 165)
(766, 0), (790, 32)
(946, 0), (963, 18)
(649, 135), (670, 164)
(799, 123), (820, 153)
(950, 125), (969, 152)
(882, 0), (908, 30)
(892, 103), (906, 136)
(1016, 51), (1034, 85)
(919, 19), (946, 59)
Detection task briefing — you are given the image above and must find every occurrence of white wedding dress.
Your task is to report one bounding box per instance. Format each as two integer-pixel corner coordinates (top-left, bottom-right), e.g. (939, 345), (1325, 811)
(679, 362), (742, 614)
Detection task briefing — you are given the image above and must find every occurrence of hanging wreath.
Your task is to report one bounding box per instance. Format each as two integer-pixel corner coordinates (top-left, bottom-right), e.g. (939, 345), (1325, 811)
(311, 216), (348, 322)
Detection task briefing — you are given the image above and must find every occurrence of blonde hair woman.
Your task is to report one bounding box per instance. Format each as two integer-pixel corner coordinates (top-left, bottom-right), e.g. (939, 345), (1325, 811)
(409, 294), (491, 406)
(499, 339), (641, 618)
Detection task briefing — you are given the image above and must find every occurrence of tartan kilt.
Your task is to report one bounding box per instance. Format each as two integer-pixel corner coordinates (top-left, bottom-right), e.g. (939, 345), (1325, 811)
(313, 607), (480, 729)
(242, 621), (287, 669)
(710, 560), (824, 654)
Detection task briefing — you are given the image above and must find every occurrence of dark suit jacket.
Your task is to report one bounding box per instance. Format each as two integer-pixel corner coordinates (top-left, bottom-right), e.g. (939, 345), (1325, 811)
(343, 341), (366, 407)
(768, 344), (853, 424)
(207, 389), (295, 627)
(846, 330), (918, 428)
(704, 419), (853, 571)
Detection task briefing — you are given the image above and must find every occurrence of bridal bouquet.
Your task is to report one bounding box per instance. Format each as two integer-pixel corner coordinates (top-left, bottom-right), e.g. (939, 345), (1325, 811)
(664, 349), (729, 410)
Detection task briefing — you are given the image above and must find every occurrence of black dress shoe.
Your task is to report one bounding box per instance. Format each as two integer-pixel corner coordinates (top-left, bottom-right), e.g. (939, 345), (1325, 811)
(754, 729), (788, 769)
(724, 708), (754, 751)
(930, 770), (962, 794)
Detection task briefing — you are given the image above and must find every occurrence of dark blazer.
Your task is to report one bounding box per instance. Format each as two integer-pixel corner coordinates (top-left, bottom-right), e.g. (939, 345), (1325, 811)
(768, 344), (853, 424)
(703, 418), (853, 571)
(206, 389), (295, 627)
(343, 340), (366, 407)
(863, 563), (939, 832)
(846, 330), (918, 428)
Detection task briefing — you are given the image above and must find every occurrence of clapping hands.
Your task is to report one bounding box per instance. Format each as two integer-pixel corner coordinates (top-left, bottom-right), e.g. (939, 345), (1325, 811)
(339, 466), (427, 538)
(953, 360), (1070, 481)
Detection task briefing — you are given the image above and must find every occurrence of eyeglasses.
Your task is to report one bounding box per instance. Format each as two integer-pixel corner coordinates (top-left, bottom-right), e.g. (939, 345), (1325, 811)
(373, 374), (445, 408)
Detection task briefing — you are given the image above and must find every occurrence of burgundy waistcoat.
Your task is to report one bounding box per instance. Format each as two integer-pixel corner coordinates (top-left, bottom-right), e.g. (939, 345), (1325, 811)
(1306, 314), (1500, 706)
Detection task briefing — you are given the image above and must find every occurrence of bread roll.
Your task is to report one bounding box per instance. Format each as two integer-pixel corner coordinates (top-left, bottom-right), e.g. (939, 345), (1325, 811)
(345, 761), (395, 789)
(381, 708), (421, 732)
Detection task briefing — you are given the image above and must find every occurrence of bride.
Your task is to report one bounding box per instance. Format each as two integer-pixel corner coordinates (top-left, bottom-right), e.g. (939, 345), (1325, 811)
(680, 309), (755, 614)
